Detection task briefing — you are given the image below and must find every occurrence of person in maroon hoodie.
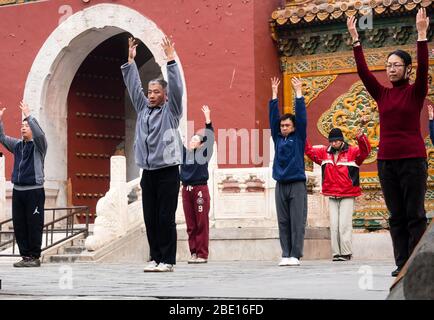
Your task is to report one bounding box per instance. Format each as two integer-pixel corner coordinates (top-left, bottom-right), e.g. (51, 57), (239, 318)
(347, 8), (430, 277)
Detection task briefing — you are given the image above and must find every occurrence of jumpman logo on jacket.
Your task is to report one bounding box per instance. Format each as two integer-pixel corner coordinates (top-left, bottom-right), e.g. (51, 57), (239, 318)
(33, 206), (40, 215)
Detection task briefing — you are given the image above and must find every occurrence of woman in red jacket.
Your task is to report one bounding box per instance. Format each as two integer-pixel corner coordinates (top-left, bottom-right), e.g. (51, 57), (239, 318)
(347, 8), (430, 277)
(305, 128), (371, 261)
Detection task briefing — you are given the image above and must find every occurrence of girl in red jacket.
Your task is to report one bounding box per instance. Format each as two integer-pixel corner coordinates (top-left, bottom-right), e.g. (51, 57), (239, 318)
(305, 128), (371, 261)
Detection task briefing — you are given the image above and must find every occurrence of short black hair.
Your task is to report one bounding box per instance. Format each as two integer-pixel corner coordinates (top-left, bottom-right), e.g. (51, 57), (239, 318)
(388, 50), (412, 66)
(148, 78), (168, 91)
(280, 113), (296, 127)
(197, 134), (206, 143)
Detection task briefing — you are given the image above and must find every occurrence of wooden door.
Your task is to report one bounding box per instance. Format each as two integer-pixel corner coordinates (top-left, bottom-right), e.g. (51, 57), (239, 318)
(67, 35), (127, 223)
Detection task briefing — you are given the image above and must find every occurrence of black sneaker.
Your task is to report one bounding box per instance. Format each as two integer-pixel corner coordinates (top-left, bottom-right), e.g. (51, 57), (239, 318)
(340, 254), (352, 261)
(26, 258), (41, 267)
(13, 257), (40, 268)
(13, 257), (31, 268)
(332, 255), (341, 261)
(391, 267), (402, 277)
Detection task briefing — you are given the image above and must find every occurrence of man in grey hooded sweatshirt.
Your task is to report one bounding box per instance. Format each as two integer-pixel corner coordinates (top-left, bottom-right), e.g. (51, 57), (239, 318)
(121, 36), (183, 272)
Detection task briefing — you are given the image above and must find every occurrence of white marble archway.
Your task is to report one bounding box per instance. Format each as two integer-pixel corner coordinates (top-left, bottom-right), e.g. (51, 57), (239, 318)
(22, 4), (188, 206)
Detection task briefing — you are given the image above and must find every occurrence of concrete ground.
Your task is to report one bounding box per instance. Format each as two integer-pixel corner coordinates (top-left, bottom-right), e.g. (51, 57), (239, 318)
(0, 259), (396, 300)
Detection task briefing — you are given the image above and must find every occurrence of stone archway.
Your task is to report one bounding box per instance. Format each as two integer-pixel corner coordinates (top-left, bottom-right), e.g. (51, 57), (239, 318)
(22, 4), (187, 207)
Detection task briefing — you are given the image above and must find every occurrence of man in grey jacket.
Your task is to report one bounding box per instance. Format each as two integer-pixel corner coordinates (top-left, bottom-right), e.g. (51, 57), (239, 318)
(122, 36), (183, 272)
(0, 102), (47, 267)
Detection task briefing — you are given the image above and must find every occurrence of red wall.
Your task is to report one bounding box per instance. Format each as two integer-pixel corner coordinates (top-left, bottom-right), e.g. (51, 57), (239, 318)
(254, 0), (282, 167)
(0, 0), (282, 175)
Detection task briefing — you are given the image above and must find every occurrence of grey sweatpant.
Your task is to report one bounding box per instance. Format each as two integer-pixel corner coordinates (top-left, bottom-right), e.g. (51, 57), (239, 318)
(275, 181), (308, 258)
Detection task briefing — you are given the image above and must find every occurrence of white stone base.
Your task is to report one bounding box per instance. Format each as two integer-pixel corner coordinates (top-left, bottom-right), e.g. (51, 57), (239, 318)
(352, 230), (394, 260)
(69, 227), (395, 263)
(73, 225), (330, 263)
(176, 227), (331, 261)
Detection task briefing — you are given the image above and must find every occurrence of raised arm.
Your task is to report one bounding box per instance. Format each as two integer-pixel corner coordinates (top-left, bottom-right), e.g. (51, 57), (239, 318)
(347, 16), (383, 101)
(354, 129), (371, 166)
(269, 77), (281, 141)
(414, 8), (430, 99)
(292, 77), (307, 141)
(163, 37), (183, 119)
(121, 37), (148, 113)
(201, 105), (214, 160)
(304, 139), (326, 165)
(21, 102), (47, 155)
(0, 107), (20, 153)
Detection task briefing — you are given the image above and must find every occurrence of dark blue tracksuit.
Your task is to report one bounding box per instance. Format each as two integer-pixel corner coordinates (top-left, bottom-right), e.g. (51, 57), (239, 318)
(269, 97), (308, 259)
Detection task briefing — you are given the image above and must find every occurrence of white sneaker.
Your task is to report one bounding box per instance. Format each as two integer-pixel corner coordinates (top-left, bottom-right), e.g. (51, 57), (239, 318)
(187, 253), (197, 264)
(143, 260), (158, 272)
(155, 263), (174, 272)
(278, 257), (291, 266)
(195, 257), (207, 264)
(287, 257), (300, 266)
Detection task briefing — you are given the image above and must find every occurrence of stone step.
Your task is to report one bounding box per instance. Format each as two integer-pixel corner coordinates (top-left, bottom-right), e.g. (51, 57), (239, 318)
(40, 232), (90, 262)
(49, 254), (82, 263)
(70, 238), (87, 247)
(63, 246), (86, 254)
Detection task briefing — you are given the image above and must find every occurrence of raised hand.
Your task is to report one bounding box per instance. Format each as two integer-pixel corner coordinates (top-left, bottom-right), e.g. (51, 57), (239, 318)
(128, 37), (138, 64)
(346, 16), (359, 43)
(291, 77), (303, 98)
(271, 77), (280, 100)
(360, 114), (371, 126)
(201, 105), (211, 124)
(19, 101), (30, 118)
(0, 107), (6, 120)
(356, 128), (365, 138)
(161, 36), (175, 61)
(416, 8), (429, 40)
(429, 104), (433, 120)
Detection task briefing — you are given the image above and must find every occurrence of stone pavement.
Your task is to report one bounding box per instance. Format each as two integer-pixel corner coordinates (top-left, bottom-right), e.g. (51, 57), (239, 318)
(0, 259), (396, 300)
(0, 258), (394, 300)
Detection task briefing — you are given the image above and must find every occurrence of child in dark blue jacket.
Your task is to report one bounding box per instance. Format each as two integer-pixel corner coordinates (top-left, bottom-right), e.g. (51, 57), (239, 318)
(269, 77), (307, 267)
(180, 105), (214, 264)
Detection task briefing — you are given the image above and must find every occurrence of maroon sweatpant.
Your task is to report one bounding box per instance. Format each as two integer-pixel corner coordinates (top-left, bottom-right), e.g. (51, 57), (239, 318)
(182, 185), (210, 259)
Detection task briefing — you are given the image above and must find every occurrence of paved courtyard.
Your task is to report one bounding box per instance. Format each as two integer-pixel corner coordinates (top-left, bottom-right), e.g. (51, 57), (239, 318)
(0, 259), (396, 300)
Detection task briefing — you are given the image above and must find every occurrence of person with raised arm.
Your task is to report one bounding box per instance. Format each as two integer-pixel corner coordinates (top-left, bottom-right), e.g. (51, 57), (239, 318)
(121, 36), (183, 273)
(269, 76), (307, 267)
(0, 102), (47, 268)
(305, 125), (371, 262)
(181, 105), (214, 264)
(347, 8), (430, 277)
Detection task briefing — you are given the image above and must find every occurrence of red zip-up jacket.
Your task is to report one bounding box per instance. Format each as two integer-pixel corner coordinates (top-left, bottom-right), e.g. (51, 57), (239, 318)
(305, 134), (371, 197)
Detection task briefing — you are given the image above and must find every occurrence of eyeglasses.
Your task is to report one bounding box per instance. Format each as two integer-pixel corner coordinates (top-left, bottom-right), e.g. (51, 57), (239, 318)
(385, 63), (406, 69)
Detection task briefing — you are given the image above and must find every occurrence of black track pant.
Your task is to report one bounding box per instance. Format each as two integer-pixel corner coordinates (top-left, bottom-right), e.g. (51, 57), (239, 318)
(12, 188), (45, 259)
(140, 166), (180, 265)
(378, 158), (427, 268)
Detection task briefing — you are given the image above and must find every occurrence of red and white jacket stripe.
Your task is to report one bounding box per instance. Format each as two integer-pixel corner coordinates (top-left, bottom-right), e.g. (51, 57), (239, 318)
(305, 134), (371, 197)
